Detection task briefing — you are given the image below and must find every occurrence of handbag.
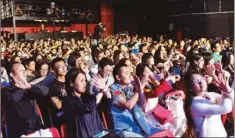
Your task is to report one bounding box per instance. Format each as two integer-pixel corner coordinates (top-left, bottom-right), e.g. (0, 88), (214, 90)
(152, 104), (173, 125)
(165, 95), (187, 137)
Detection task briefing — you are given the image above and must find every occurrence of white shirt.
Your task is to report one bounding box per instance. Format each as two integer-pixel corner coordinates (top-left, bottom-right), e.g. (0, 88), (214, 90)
(191, 90), (234, 137)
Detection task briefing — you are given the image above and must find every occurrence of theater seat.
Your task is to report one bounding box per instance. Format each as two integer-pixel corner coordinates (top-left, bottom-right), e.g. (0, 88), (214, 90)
(221, 114), (227, 124)
(148, 130), (174, 138)
(36, 104), (44, 126)
(101, 112), (108, 129)
(60, 124), (68, 138)
(49, 127), (61, 137)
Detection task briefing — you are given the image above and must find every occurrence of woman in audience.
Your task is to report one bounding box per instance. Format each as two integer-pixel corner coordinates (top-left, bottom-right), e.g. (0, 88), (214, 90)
(222, 51), (234, 86)
(184, 72), (234, 137)
(154, 46), (173, 72)
(62, 68), (111, 138)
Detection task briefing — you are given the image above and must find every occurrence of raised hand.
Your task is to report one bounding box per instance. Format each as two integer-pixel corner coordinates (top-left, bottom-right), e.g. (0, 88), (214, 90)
(91, 74), (107, 91)
(13, 76), (31, 89)
(214, 72), (230, 93)
(133, 75), (143, 93)
(204, 63), (216, 76)
(214, 61), (223, 73)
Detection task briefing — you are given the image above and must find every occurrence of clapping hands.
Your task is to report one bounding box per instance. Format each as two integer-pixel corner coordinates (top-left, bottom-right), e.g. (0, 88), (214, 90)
(90, 74), (107, 92)
(213, 72), (231, 93)
(133, 75), (146, 93)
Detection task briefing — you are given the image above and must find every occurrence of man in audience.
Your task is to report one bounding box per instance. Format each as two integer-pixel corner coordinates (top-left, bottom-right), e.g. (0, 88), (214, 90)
(2, 63), (49, 138)
(48, 58), (68, 129)
(211, 41), (222, 63)
(89, 57), (114, 128)
(110, 64), (163, 137)
(22, 57), (36, 82)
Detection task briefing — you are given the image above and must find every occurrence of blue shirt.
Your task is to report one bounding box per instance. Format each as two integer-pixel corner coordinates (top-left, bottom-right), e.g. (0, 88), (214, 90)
(110, 83), (143, 135)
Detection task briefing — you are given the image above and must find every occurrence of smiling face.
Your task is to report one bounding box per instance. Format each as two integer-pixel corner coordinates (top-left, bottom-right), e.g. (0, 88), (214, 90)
(191, 74), (207, 94)
(194, 57), (204, 69)
(117, 66), (132, 85)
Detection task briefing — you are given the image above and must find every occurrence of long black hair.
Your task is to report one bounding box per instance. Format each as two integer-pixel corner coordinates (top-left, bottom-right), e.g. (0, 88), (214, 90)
(187, 53), (203, 75)
(222, 51), (233, 68)
(183, 73), (197, 137)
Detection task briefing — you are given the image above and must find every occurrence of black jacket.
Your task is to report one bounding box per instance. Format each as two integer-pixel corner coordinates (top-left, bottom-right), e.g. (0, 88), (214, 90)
(2, 84), (49, 138)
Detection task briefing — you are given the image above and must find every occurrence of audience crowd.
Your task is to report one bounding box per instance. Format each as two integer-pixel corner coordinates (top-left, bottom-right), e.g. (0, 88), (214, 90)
(1, 34), (234, 138)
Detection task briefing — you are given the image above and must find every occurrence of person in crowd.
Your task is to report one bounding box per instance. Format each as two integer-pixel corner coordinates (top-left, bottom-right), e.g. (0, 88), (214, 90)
(135, 63), (180, 98)
(2, 63), (49, 138)
(118, 58), (135, 75)
(113, 50), (124, 65)
(90, 49), (105, 74)
(35, 60), (55, 86)
(63, 68), (111, 137)
(39, 24), (48, 33)
(154, 46), (173, 72)
(110, 63), (164, 137)
(222, 51), (234, 86)
(129, 49), (141, 66)
(48, 58), (68, 129)
(89, 57), (114, 95)
(211, 42), (222, 63)
(22, 57), (36, 82)
(184, 73), (234, 137)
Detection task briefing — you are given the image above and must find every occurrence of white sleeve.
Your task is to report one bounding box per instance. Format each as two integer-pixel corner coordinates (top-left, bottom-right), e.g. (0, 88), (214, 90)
(191, 96), (233, 116)
(222, 88), (234, 103)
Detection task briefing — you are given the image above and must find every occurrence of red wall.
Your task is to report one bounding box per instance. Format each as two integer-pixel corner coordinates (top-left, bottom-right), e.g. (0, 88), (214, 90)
(2, 2), (114, 37)
(101, 2), (114, 37)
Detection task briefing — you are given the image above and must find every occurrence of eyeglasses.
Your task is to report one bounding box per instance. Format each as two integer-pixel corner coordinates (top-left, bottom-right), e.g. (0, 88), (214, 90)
(103, 68), (112, 73)
(40, 68), (48, 72)
(55, 65), (67, 70)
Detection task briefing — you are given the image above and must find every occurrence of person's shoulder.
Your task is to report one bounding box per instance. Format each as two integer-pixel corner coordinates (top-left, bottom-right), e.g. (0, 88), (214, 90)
(1, 85), (15, 91)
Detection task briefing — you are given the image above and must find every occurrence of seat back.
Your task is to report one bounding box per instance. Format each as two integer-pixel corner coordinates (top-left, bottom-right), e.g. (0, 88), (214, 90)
(36, 104), (44, 126)
(60, 124), (68, 138)
(49, 127), (61, 137)
(101, 112), (108, 129)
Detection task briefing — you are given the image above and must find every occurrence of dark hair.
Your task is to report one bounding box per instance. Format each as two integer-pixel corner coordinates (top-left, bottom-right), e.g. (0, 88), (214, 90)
(142, 53), (153, 64)
(113, 50), (122, 65)
(36, 60), (49, 71)
(202, 52), (212, 66)
(135, 63), (149, 79)
(113, 63), (127, 82)
(183, 73), (197, 137)
(68, 52), (81, 68)
(22, 57), (35, 68)
(10, 55), (21, 64)
(118, 58), (129, 66)
(153, 46), (164, 66)
(222, 51), (233, 68)
(65, 68), (86, 95)
(187, 53), (203, 75)
(211, 41), (218, 52)
(50, 57), (65, 69)
(98, 57), (113, 69)
(92, 48), (103, 64)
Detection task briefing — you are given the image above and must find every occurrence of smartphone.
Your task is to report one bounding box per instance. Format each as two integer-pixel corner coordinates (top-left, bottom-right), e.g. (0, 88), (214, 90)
(93, 131), (109, 138)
